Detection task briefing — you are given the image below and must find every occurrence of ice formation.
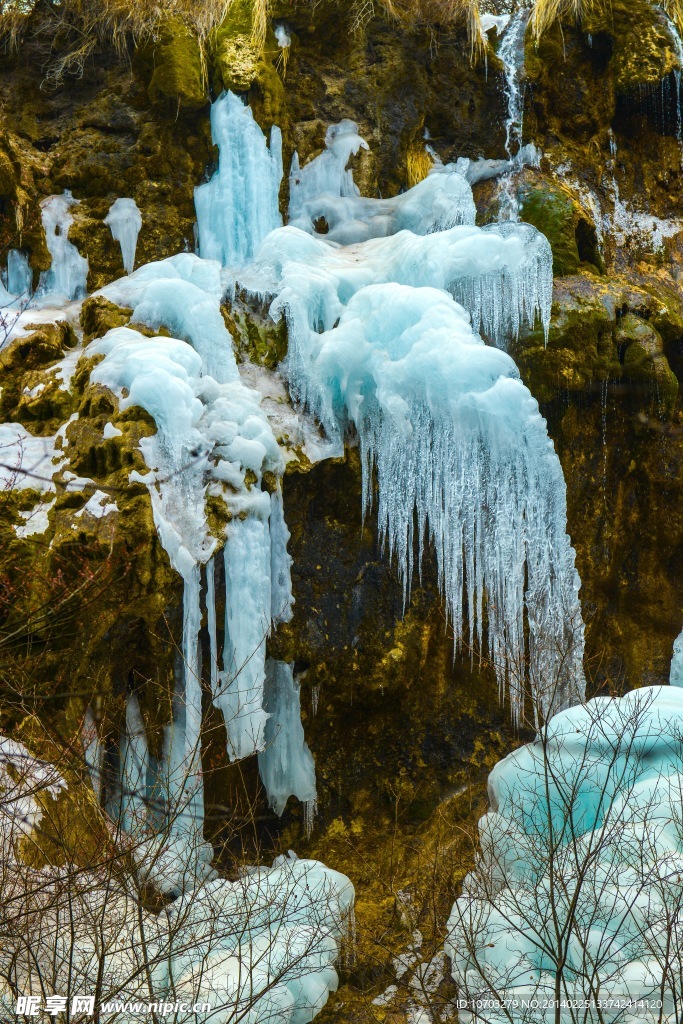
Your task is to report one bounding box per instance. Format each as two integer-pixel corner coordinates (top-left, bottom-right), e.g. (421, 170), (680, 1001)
(0, 736), (353, 1024)
(289, 119), (369, 222)
(258, 660), (317, 826)
(446, 686), (683, 1022)
(288, 162), (477, 243)
(94, 253), (294, 780)
(251, 218), (552, 349)
(257, 264), (582, 717)
(195, 91), (283, 267)
(6, 249), (32, 298)
(104, 197), (142, 274)
(37, 190), (89, 300)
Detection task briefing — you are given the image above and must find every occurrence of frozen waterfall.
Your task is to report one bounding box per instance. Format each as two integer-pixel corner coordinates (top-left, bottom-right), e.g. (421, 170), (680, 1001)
(260, 269), (583, 720)
(195, 90), (283, 267)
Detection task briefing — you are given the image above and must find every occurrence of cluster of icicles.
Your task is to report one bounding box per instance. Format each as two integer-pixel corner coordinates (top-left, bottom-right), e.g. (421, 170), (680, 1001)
(5, 90), (586, 886)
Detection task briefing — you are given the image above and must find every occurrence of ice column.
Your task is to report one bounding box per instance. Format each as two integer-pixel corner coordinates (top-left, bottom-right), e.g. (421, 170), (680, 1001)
(38, 190), (89, 300)
(258, 660), (317, 831)
(195, 91), (283, 267)
(105, 197), (142, 274)
(218, 507), (272, 760)
(7, 250), (32, 298)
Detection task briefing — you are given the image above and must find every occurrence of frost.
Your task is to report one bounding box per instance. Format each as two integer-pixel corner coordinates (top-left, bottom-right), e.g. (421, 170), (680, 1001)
(74, 489), (118, 519)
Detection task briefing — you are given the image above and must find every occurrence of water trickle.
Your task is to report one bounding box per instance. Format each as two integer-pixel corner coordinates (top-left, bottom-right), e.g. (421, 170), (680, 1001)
(497, 3), (532, 221)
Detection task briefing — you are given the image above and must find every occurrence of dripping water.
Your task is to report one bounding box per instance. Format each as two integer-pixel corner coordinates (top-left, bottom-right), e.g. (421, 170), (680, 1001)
(498, 2), (533, 221)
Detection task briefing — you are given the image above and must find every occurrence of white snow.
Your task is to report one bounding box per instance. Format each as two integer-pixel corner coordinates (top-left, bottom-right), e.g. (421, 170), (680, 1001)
(195, 91), (283, 267)
(104, 197), (142, 275)
(74, 489), (118, 519)
(103, 421), (122, 439)
(0, 423), (64, 492)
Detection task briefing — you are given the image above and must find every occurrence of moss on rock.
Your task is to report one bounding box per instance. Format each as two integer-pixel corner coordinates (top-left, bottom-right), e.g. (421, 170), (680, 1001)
(142, 18), (207, 111)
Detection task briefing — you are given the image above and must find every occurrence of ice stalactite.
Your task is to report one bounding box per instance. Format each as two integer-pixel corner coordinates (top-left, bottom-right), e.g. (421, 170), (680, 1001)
(82, 707), (103, 802)
(105, 197), (142, 274)
(258, 660), (317, 832)
(262, 278), (583, 720)
(195, 91), (283, 267)
(289, 119), (369, 223)
(37, 191), (89, 301)
(288, 162), (477, 243)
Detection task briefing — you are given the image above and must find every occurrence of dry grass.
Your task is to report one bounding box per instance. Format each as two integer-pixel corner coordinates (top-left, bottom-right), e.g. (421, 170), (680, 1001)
(406, 143), (434, 186)
(374, 0), (486, 56)
(531, 0), (683, 38)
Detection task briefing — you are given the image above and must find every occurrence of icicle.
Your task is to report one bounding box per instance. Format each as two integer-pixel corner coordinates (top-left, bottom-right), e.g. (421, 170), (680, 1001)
(206, 556), (219, 696)
(258, 660), (316, 821)
(671, 628), (683, 686)
(312, 684), (320, 717)
(270, 486), (294, 625)
(37, 190), (88, 300)
(104, 197), (142, 275)
(195, 91), (283, 267)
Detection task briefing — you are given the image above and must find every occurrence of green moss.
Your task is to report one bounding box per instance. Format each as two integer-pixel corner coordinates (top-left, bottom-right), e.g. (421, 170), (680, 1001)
(142, 18), (207, 111)
(225, 302), (288, 369)
(80, 296), (132, 343)
(211, 0), (261, 94)
(617, 313), (679, 416)
(584, 0), (678, 92)
(519, 184), (582, 277)
(512, 272), (619, 402)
